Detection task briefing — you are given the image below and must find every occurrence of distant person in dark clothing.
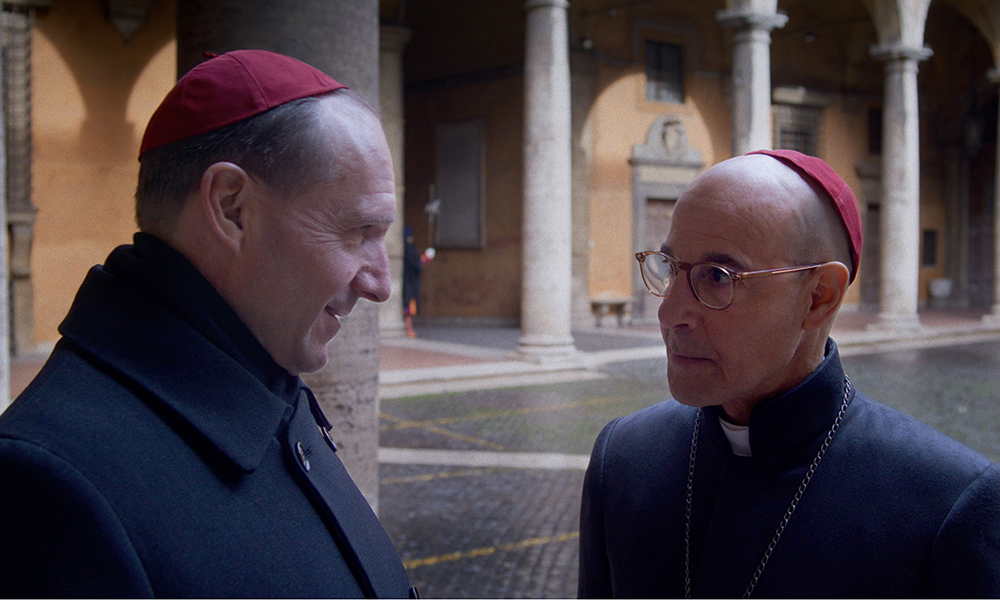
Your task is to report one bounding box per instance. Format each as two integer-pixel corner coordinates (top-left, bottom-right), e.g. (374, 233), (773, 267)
(0, 50), (415, 598)
(403, 225), (433, 338)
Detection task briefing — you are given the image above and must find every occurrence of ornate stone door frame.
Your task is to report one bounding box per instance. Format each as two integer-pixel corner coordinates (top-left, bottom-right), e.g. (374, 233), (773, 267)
(630, 114), (703, 321)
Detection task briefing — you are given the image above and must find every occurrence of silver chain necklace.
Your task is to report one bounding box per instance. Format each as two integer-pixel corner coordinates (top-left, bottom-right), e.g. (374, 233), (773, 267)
(683, 376), (852, 599)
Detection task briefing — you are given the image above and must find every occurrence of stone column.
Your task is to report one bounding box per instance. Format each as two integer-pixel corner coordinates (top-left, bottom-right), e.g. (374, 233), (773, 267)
(3, 6), (36, 360)
(570, 50), (595, 328)
(985, 69), (1000, 323)
(870, 44), (931, 332)
(178, 0), (384, 512)
(0, 21), (8, 410)
(716, 8), (787, 156)
(517, 0), (577, 362)
(378, 25), (410, 339)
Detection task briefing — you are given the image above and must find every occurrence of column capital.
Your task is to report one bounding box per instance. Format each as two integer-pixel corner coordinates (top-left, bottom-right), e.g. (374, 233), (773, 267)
(525, 0), (569, 10)
(869, 43), (933, 63)
(380, 24), (411, 53)
(715, 9), (788, 31)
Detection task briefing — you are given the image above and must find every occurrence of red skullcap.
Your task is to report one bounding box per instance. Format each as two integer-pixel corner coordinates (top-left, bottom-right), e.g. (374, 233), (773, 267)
(747, 149), (863, 283)
(139, 49), (347, 157)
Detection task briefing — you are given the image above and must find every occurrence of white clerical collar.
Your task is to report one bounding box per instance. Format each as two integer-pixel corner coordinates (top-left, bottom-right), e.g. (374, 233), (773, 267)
(719, 417), (752, 457)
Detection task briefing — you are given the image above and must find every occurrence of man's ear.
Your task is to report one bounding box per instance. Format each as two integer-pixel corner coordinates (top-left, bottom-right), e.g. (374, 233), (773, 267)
(802, 261), (850, 331)
(199, 162), (253, 252)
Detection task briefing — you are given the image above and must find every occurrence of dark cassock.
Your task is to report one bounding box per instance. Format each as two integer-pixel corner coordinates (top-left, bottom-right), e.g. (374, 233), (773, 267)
(0, 234), (414, 598)
(579, 339), (1000, 598)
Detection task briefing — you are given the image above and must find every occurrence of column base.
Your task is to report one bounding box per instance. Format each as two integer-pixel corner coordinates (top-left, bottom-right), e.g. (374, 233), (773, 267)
(980, 307), (1000, 327)
(379, 323), (408, 339)
(867, 311), (924, 334)
(515, 333), (580, 365)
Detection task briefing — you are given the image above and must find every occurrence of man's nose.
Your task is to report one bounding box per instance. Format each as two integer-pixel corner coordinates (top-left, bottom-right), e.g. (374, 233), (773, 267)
(657, 273), (700, 327)
(355, 245), (392, 303)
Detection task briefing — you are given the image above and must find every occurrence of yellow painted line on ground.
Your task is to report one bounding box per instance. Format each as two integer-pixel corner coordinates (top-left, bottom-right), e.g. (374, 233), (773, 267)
(379, 413), (505, 451)
(381, 467), (502, 485)
(402, 531), (580, 570)
(382, 395), (630, 432)
(379, 394), (633, 451)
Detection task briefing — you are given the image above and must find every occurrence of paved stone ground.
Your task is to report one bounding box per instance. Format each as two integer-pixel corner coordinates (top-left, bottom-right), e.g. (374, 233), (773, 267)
(842, 340), (1000, 462)
(378, 339), (1000, 598)
(380, 465), (584, 598)
(379, 373), (668, 455)
(378, 369), (668, 598)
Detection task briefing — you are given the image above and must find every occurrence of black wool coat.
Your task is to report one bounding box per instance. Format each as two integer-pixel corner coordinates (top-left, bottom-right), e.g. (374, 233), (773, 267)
(579, 340), (1000, 598)
(0, 234), (414, 598)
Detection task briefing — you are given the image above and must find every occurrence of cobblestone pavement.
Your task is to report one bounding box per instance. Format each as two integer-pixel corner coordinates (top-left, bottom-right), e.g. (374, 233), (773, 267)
(378, 338), (1000, 598)
(378, 364), (668, 598)
(841, 340), (1000, 462)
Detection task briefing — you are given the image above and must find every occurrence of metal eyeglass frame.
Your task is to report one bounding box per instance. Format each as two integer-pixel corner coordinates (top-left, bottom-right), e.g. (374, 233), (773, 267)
(635, 250), (826, 310)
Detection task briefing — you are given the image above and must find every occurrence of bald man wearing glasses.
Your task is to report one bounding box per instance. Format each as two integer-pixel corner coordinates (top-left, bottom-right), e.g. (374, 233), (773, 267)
(578, 150), (1000, 598)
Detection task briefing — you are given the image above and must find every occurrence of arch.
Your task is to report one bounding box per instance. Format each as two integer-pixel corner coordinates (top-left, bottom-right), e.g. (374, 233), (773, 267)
(862, 0), (932, 49)
(126, 40), (177, 141)
(575, 5), (730, 309)
(937, 0), (1000, 68)
(922, 0), (998, 309)
(29, 0), (176, 347)
(33, 0), (174, 156)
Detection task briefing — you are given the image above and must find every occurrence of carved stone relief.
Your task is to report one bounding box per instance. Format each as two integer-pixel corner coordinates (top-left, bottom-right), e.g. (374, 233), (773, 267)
(630, 114), (703, 320)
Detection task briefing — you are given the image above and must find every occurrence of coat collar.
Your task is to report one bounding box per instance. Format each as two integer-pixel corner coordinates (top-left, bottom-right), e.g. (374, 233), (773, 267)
(706, 339), (851, 457)
(58, 234), (295, 473)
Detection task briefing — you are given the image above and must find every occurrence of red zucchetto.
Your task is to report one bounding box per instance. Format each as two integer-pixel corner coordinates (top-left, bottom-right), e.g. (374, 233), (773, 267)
(747, 149), (864, 283)
(139, 49), (347, 158)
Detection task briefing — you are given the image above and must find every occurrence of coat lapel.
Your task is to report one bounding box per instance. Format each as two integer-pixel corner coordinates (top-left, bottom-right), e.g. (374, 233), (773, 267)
(286, 389), (412, 598)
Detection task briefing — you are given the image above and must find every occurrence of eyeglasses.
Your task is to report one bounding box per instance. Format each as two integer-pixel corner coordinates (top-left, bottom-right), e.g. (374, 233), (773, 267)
(635, 250), (825, 310)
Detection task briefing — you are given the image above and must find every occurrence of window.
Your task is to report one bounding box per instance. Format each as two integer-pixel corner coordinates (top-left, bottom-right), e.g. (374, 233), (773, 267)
(434, 120), (484, 249)
(922, 230), (938, 267)
(868, 107), (883, 155)
(645, 41), (683, 103)
(773, 104), (823, 157)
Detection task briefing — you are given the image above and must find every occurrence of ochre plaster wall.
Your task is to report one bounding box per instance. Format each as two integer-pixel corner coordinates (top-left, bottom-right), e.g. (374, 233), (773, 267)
(582, 5), (731, 302)
(23, 0), (974, 331)
(31, 0), (175, 346)
(403, 75), (524, 321)
(586, 65), (731, 301)
(820, 97), (871, 307)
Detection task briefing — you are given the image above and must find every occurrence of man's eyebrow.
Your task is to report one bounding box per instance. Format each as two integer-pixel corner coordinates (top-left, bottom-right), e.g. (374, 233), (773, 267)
(362, 215), (396, 227)
(661, 245), (747, 270)
(703, 252), (745, 270)
(337, 208), (395, 228)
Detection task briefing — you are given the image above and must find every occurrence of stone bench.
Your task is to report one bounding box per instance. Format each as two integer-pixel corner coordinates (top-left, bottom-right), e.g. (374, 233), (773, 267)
(590, 297), (633, 327)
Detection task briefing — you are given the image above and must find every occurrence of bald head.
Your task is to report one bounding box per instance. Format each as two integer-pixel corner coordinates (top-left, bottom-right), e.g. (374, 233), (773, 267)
(658, 154), (856, 421)
(675, 154), (852, 275)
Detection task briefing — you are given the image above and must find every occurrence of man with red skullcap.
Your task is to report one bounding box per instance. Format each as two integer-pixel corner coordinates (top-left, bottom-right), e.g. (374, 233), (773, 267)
(579, 150), (1000, 598)
(0, 50), (416, 597)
